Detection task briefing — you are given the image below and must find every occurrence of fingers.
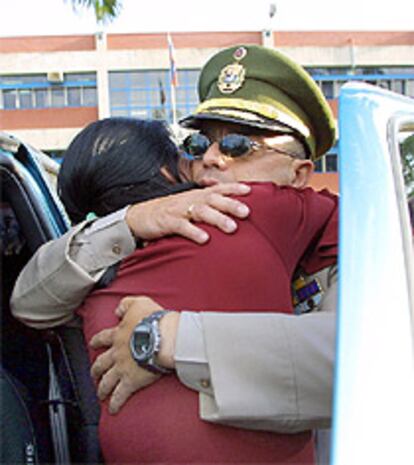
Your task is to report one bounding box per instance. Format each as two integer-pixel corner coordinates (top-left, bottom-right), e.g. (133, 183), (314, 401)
(126, 182), (251, 243)
(89, 327), (115, 349)
(90, 350), (114, 381)
(191, 193), (250, 229)
(115, 296), (163, 319)
(97, 366), (120, 401)
(107, 371), (160, 415)
(156, 204), (248, 244)
(161, 219), (210, 244)
(108, 379), (136, 415)
(213, 182), (251, 195)
(192, 205), (237, 234)
(199, 181), (251, 197)
(205, 190), (251, 219)
(192, 184), (250, 222)
(115, 296), (136, 318)
(183, 190), (249, 238)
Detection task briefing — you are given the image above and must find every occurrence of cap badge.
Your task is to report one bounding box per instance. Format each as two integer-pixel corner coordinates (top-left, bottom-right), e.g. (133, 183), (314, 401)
(233, 46), (247, 61)
(217, 47), (247, 94)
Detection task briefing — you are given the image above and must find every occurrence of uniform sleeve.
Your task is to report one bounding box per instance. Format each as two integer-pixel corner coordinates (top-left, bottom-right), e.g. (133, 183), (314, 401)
(10, 207), (136, 328)
(175, 266), (337, 433)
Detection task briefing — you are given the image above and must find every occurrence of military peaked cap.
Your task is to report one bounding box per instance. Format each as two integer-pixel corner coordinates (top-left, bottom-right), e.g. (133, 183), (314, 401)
(180, 44), (336, 159)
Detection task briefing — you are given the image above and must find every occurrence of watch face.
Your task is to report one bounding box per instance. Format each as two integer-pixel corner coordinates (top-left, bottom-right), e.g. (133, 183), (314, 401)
(132, 326), (154, 363)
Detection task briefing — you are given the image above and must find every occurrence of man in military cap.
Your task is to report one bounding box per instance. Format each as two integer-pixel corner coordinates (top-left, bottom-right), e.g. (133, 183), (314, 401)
(12, 44), (337, 447)
(180, 44), (335, 159)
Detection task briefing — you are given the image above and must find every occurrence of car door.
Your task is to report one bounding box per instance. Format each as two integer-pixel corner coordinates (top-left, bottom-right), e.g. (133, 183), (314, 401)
(332, 83), (414, 465)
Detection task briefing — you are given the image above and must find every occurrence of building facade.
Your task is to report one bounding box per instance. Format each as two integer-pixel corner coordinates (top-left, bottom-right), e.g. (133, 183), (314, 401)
(1, 30), (414, 191)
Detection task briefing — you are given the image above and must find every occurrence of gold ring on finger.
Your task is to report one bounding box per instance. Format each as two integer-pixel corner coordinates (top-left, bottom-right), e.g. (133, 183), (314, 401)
(186, 204), (195, 220)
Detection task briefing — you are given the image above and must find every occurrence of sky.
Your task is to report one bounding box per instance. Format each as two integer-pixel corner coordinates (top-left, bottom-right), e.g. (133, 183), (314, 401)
(1, 0), (413, 37)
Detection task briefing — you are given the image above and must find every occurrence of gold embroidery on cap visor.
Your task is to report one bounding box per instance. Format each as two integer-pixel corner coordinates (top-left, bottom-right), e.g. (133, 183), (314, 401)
(195, 98), (311, 140)
(217, 63), (246, 94)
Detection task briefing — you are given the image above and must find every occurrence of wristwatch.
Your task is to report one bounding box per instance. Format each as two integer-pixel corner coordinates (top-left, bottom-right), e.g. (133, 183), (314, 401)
(129, 310), (173, 375)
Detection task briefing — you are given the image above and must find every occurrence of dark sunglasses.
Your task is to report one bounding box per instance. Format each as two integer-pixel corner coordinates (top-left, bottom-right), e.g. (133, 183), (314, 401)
(181, 133), (301, 160)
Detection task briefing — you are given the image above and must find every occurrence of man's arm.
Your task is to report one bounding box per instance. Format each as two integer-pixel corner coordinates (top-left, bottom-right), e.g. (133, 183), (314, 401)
(11, 183), (251, 328)
(175, 312), (334, 433)
(91, 266), (337, 433)
(10, 208), (135, 328)
(175, 266), (336, 433)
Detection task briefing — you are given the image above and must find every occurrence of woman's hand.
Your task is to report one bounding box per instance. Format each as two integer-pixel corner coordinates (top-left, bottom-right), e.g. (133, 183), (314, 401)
(125, 182), (251, 244)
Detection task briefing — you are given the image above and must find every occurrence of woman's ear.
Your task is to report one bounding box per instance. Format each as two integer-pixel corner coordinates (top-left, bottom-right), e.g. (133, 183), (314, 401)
(291, 159), (314, 189)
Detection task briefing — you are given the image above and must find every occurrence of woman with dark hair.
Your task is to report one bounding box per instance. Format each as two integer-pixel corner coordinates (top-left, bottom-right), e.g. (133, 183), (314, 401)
(62, 117), (338, 464)
(58, 117), (194, 224)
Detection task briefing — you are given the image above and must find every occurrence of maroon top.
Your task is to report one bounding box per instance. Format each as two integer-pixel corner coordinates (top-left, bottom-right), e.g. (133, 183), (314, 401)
(78, 182), (338, 464)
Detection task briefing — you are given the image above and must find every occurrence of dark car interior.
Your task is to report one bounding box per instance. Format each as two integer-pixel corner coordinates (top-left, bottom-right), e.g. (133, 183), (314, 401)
(1, 135), (102, 464)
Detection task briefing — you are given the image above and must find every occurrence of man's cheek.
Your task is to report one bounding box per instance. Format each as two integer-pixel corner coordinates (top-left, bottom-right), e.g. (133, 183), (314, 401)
(191, 163), (203, 182)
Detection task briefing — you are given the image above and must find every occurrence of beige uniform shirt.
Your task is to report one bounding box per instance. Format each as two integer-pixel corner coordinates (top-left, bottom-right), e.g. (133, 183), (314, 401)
(11, 208), (336, 434)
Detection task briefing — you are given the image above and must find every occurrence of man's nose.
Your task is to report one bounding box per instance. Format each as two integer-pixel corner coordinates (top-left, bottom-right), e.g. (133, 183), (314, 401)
(202, 142), (228, 170)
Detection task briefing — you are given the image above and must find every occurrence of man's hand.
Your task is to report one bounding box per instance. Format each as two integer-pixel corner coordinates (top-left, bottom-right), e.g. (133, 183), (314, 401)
(126, 182), (251, 244)
(89, 296), (179, 414)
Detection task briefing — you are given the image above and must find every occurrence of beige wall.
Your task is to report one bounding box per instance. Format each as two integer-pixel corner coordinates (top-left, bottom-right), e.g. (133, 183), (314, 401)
(1, 31), (413, 152)
(8, 128), (81, 151)
(1, 44), (412, 74)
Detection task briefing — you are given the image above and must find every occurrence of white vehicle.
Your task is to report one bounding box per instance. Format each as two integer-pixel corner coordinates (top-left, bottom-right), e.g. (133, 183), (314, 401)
(333, 82), (414, 465)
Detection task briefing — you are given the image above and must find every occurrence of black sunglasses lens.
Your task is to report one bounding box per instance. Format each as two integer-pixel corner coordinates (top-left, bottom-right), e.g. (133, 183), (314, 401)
(183, 133), (210, 158)
(219, 134), (252, 157)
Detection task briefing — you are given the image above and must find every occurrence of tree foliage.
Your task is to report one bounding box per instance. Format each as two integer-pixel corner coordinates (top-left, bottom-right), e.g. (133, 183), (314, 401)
(68, 0), (122, 24)
(401, 133), (414, 199)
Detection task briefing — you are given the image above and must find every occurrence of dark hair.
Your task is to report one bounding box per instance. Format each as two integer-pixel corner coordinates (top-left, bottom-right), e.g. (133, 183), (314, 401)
(58, 118), (194, 224)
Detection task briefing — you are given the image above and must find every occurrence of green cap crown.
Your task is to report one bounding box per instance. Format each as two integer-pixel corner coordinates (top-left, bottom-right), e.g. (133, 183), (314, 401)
(180, 45), (336, 159)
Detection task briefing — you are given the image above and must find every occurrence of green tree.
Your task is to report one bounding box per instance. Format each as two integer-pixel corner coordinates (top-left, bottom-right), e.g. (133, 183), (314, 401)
(68, 0), (122, 24)
(401, 133), (414, 199)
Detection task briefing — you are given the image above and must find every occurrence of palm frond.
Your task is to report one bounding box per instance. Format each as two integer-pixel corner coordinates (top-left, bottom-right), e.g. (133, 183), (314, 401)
(68, 0), (122, 24)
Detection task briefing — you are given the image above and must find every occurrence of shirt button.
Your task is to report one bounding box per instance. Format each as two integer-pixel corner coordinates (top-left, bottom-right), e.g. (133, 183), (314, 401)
(112, 243), (122, 255)
(200, 379), (210, 389)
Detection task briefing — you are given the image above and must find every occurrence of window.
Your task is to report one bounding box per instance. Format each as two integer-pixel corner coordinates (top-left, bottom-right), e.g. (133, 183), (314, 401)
(110, 90), (129, 106)
(51, 87), (65, 107)
(407, 81), (414, 98)
(308, 66), (414, 101)
(129, 90), (147, 106)
(3, 89), (17, 109)
(0, 73), (97, 110)
(19, 90), (33, 109)
(320, 81), (334, 99)
(109, 69), (199, 123)
(326, 153), (338, 172)
(83, 87), (97, 106)
(314, 144), (339, 173)
(109, 73), (127, 87)
(67, 88), (81, 106)
(34, 89), (48, 108)
(314, 154), (338, 173)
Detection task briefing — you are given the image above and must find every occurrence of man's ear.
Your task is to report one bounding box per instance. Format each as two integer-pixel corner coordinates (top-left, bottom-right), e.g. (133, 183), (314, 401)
(291, 159), (314, 188)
